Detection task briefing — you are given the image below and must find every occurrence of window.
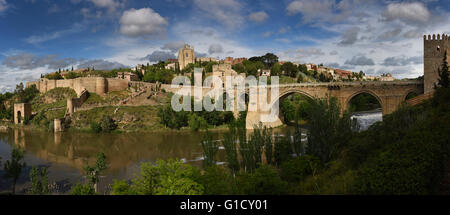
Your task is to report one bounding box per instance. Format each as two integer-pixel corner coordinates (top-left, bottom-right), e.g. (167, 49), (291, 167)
(186, 53), (189, 57)
(437, 45), (440, 51)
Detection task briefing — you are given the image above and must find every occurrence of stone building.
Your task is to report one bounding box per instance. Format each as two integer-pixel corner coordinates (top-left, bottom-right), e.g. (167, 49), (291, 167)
(165, 63), (177, 70)
(424, 34), (450, 93)
(178, 44), (195, 71)
(14, 103), (31, 124)
(224, 57), (247, 65)
(117, 72), (139, 81)
(258, 69), (271, 76)
(197, 57), (218, 63)
(380, 73), (395, 81)
(211, 64), (244, 87)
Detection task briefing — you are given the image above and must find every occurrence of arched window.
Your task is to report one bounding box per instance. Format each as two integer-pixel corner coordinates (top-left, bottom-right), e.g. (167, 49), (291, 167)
(437, 45), (440, 51)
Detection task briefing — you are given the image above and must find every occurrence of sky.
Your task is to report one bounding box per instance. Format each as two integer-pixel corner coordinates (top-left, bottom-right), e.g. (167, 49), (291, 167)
(0, 0), (450, 92)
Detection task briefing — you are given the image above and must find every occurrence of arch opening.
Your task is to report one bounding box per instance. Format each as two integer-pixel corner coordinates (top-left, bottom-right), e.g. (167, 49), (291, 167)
(347, 92), (382, 131)
(347, 92), (382, 114)
(278, 91), (314, 126)
(17, 111), (22, 124)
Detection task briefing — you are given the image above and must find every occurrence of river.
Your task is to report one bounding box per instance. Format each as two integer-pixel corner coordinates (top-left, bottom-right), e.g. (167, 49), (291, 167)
(0, 111), (382, 194)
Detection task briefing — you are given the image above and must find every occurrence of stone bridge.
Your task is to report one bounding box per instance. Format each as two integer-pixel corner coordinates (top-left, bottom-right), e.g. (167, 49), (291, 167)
(162, 80), (424, 129)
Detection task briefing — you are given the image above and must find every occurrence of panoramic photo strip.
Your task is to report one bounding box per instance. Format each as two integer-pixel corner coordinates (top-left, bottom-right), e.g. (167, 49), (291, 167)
(0, 0), (449, 212)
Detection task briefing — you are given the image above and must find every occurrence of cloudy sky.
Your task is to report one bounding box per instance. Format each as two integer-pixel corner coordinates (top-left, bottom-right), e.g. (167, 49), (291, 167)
(0, 0), (449, 92)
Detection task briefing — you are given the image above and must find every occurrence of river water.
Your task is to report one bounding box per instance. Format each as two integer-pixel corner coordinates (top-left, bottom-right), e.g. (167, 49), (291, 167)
(0, 111), (382, 194)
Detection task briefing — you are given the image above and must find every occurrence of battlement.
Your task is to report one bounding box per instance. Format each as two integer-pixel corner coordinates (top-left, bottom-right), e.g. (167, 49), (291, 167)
(424, 34), (449, 41)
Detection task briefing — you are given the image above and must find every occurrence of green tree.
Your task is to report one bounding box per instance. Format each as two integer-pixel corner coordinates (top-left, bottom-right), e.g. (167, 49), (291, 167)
(84, 152), (108, 193)
(222, 124), (240, 175)
(131, 159), (204, 195)
(188, 114), (208, 131)
(4, 146), (26, 194)
(306, 96), (358, 163)
(29, 166), (49, 195)
(271, 63), (282, 76)
(437, 50), (449, 88)
(281, 62), (299, 78)
(261, 53), (279, 68)
(201, 130), (219, 168)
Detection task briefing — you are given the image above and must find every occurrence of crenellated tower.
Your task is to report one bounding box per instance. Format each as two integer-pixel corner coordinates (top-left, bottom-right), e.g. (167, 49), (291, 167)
(424, 33), (450, 93)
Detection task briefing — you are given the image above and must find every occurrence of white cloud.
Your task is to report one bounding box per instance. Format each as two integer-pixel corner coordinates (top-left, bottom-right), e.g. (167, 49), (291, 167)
(88, 0), (122, 12)
(193, 0), (244, 29)
(120, 8), (168, 38)
(249, 11), (268, 23)
(338, 27), (360, 45)
(0, 0), (9, 14)
(383, 2), (430, 26)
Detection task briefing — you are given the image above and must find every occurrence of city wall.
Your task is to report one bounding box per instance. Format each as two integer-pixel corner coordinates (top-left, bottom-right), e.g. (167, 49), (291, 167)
(27, 77), (129, 96)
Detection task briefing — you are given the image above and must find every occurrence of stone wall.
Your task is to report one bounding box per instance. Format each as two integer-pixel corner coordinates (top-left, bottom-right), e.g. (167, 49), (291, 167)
(27, 77), (129, 96)
(424, 34), (450, 94)
(67, 89), (89, 115)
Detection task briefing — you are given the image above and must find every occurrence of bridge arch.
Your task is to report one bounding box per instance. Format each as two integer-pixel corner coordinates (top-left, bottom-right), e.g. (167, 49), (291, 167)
(250, 88), (315, 127)
(269, 88), (315, 108)
(344, 89), (384, 114)
(403, 88), (423, 101)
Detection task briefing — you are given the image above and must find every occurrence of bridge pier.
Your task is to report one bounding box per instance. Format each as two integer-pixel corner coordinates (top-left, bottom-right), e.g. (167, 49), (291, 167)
(245, 111), (283, 129)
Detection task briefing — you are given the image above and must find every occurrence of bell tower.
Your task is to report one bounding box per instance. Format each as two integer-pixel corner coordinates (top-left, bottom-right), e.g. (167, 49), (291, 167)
(178, 44), (195, 71)
(424, 34), (450, 93)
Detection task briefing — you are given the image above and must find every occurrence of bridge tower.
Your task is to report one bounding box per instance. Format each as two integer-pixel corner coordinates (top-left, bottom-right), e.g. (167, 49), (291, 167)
(424, 34), (450, 93)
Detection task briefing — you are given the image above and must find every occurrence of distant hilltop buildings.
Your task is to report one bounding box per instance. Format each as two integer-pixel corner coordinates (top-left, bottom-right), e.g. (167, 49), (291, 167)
(175, 44), (247, 70)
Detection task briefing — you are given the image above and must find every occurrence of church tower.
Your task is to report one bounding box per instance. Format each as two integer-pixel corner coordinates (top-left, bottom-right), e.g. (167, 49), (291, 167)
(178, 44), (195, 71)
(424, 34), (450, 93)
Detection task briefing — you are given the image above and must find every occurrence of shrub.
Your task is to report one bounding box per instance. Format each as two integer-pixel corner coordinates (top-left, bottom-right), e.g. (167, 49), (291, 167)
(131, 159), (204, 195)
(237, 165), (288, 195)
(100, 115), (117, 132)
(188, 114), (207, 131)
(90, 122), (102, 133)
(198, 166), (235, 195)
(280, 155), (321, 183)
(111, 180), (137, 195)
(70, 183), (96, 195)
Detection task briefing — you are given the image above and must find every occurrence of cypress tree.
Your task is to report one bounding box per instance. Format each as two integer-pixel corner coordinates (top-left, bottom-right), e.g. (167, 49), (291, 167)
(437, 50), (449, 88)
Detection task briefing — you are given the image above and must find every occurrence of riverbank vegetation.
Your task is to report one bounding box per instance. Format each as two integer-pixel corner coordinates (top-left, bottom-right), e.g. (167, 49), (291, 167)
(107, 85), (448, 195)
(1, 85), (448, 195)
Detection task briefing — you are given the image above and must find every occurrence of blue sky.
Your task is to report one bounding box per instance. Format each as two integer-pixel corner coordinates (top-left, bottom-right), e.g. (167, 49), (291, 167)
(0, 0), (449, 92)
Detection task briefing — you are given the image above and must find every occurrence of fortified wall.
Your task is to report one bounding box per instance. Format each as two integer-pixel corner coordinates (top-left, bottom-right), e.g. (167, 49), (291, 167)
(26, 77), (129, 96)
